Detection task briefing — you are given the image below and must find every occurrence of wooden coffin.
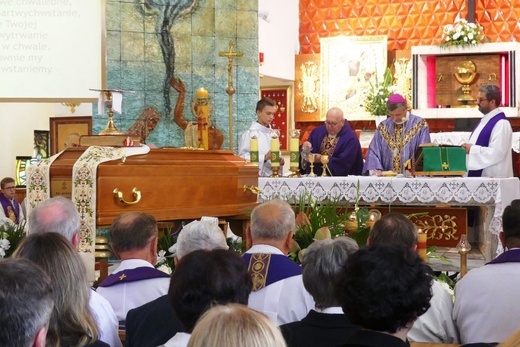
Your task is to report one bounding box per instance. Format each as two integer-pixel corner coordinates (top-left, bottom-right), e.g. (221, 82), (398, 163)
(50, 148), (259, 227)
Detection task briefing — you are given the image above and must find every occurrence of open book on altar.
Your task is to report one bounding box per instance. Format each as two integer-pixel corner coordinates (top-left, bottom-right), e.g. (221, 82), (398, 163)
(409, 143), (467, 177)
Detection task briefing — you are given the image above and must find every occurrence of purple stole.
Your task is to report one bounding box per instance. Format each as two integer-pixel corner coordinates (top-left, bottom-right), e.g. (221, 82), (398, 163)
(468, 112), (507, 177)
(97, 266), (170, 287)
(243, 253), (302, 292)
(486, 249), (520, 265)
(0, 193), (20, 223)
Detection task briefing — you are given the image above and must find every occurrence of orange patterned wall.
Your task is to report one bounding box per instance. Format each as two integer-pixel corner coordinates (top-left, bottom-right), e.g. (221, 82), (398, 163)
(300, 0), (520, 53)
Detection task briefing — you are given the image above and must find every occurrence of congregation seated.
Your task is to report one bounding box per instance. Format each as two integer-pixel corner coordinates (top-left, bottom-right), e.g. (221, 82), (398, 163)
(96, 212), (170, 323)
(280, 237), (360, 346)
(0, 258), (54, 347)
(159, 249), (252, 347)
(125, 219), (229, 347)
(13, 232), (109, 346)
(244, 198), (315, 325)
(29, 196), (121, 347)
(188, 303), (287, 347)
(336, 244), (434, 347)
(453, 199), (520, 344)
(369, 213), (459, 343)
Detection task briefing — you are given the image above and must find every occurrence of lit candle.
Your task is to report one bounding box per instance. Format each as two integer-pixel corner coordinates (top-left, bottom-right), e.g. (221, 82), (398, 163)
(270, 137), (280, 167)
(250, 136), (259, 165)
(290, 137), (299, 168)
(417, 229), (427, 262)
(195, 88), (209, 150)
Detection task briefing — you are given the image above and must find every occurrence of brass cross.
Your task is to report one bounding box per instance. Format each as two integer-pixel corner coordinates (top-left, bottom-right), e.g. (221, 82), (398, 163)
(219, 40), (243, 96)
(119, 273), (126, 281)
(219, 40), (244, 150)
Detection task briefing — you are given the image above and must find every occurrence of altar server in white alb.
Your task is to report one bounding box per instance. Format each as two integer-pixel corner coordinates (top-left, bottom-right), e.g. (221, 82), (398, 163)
(461, 84), (513, 178)
(238, 97), (284, 177)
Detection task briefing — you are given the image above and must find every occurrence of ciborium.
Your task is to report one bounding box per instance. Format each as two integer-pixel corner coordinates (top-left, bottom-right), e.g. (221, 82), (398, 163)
(454, 61), (478, 106)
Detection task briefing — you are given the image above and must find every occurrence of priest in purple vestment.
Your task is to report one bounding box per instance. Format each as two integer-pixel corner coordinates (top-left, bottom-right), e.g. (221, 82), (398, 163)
(301, 107), (363, 176)
(363, 94), (431, 175)
(461, 84), (513, 178)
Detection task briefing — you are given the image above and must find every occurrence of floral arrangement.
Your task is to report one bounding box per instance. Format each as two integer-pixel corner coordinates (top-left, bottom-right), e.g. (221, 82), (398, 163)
(364, 67), (395, 116)
(439, 19), (485, 48)
(289, 192), (365, 263)
(0, 219), (26, 258)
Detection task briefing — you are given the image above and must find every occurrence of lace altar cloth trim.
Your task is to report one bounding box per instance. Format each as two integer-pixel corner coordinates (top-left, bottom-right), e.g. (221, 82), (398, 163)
(259, 177), (520, 255)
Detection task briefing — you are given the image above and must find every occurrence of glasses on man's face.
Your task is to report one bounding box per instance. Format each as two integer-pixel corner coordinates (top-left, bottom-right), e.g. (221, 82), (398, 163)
(324, 121), (340, 127)
(3, 186), (16, 190)
(477, 97), (488, 104)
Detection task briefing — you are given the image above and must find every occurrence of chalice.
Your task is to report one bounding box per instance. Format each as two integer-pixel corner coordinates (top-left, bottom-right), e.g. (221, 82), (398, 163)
(307, 153), (316, 177)
(454, 61), (477, 105)
(320, 155), (330, 177)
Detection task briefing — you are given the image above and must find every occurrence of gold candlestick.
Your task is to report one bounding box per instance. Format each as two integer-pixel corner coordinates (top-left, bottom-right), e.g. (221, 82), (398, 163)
(457, 234), (471, 278)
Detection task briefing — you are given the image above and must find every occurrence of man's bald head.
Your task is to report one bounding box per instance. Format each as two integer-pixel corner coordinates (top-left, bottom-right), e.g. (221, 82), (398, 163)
(250, 199), (295, 241)
(325, 107), (346, 135)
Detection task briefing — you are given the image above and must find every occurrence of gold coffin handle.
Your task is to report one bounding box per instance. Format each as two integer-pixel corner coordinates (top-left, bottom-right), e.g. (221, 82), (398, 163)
(241, 185), (261, 195)
(113, 187), (142, 205)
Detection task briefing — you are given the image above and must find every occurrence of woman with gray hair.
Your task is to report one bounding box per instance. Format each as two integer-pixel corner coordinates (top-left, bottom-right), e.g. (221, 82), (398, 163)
(175, 220), (228, 260)
(280, 237), (360, 346)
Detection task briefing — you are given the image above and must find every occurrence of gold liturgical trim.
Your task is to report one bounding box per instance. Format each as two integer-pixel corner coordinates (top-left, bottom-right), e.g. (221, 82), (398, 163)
(411, 214), (461, 242)
(247, 253), (271, 292)
(379, 119), (428, 173)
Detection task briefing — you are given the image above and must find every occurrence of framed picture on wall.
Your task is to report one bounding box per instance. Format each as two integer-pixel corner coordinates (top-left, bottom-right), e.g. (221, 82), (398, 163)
(50, 116), (92, 155)
(320, 35), (387, 120)
(260, 86), (293, 151)
(33, 130), (50, 159)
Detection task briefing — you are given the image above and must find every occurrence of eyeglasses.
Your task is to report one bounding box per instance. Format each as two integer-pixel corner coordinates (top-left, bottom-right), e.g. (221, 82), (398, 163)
(324, 121), (340, 127)
(2, 186), (16, 190)
(477, 98), (488, 103)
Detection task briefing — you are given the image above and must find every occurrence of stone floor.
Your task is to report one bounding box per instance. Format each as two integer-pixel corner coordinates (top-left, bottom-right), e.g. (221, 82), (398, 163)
(426, 243), (486, 274)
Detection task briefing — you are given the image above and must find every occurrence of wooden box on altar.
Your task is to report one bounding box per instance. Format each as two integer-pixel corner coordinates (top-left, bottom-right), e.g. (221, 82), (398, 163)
(49, 148), (259, 227)
(411, 145), (466, 177)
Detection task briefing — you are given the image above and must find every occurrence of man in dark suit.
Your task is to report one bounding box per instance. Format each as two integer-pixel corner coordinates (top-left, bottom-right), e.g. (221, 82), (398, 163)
(280, 237), (360, 346)
(125, 220), (229, 347)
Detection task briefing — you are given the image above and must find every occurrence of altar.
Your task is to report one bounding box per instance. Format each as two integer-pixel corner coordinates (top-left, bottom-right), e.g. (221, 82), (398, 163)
(258, 176), (520, 261)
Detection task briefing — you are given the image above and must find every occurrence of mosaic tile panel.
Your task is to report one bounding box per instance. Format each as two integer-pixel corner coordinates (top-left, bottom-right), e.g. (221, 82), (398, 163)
(99, 0), (259, 151)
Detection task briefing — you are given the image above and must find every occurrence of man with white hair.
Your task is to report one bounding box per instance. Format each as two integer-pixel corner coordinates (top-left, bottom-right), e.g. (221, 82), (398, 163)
(125, 219), (228, 347)
(29, 196), (122, 347)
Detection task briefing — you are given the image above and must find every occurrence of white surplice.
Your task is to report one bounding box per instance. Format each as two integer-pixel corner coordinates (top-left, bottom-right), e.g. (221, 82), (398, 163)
(238, 121), (273, 177)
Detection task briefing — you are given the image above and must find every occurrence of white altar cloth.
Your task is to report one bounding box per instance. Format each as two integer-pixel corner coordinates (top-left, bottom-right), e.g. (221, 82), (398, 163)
(258, 176), (520, 260)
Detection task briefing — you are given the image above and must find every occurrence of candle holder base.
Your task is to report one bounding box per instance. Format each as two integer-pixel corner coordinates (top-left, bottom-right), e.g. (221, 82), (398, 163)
(270, 167), (281, 178)
(288, 166), (300, 177)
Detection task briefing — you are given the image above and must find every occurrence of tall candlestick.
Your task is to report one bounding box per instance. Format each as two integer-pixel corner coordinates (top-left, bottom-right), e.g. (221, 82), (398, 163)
(250, 136), (259, 165)
(417, 230), (427, 262)
(195, 88), (209, 150)
(290, 137), (299, 167)
(270, 137), (280, 167)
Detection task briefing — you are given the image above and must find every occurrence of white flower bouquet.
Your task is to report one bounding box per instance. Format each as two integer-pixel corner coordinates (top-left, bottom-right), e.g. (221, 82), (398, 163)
(440, 19), (485, 48)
